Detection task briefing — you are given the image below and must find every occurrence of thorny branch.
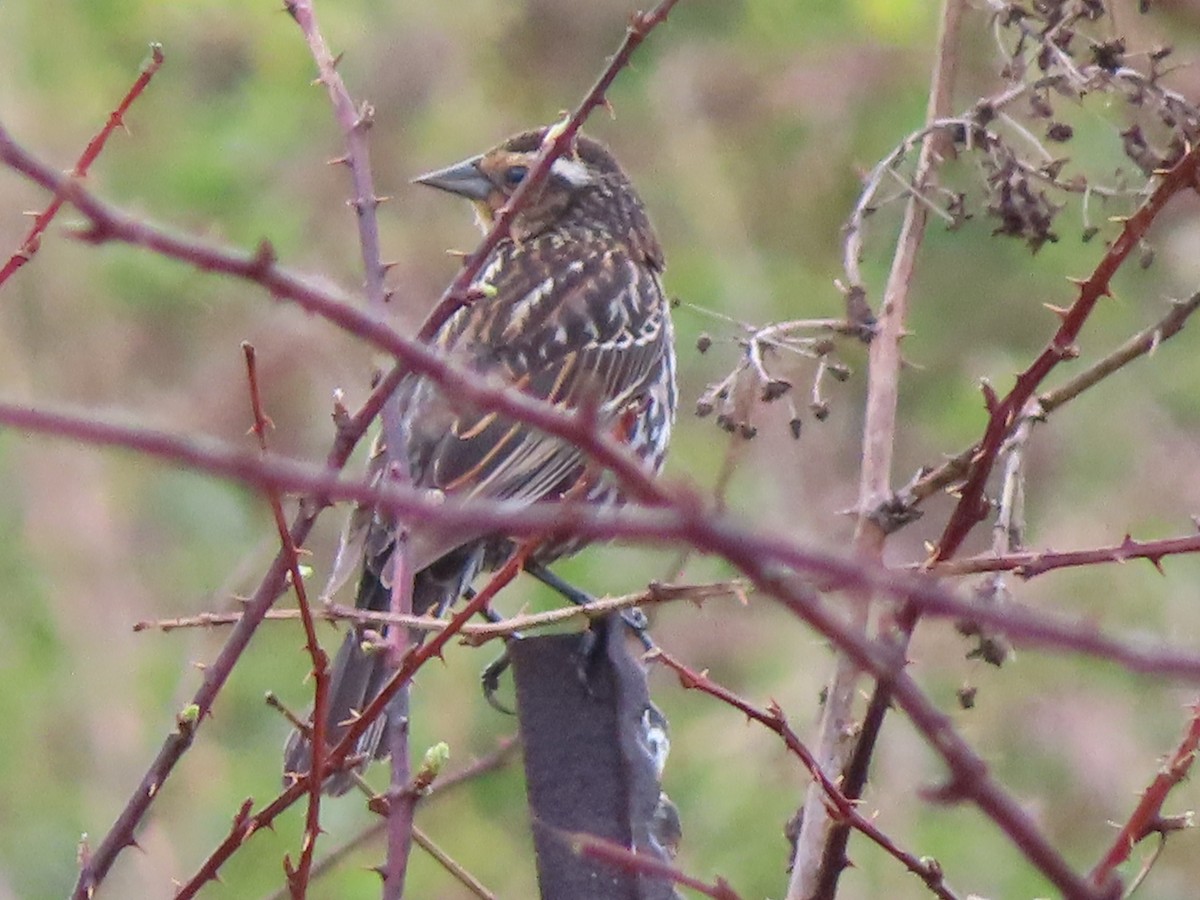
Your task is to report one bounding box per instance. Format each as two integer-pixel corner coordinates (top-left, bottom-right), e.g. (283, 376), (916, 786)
(133, 580), (748, 641)
(929, 526), (1200, 580)
(906, 290), (1200, 508)
(652, 649), (961, 900)
(261, 738), (519, 900)
(815, 4), (1200, 898)
(0, 44), (164, 288)
(795, 2), (966, 898)
(243, 344), (329, 898)
(1089, 705), (1200, 889)
(563, 829), (743, 900)
(173, 547), (533, 897)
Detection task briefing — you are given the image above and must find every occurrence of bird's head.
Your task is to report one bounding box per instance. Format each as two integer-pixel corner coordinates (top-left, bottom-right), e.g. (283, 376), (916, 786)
(413, 129), (662, 268)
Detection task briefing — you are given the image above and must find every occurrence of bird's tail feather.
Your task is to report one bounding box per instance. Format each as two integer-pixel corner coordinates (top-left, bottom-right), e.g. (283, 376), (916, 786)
(283, 543), (486, 795)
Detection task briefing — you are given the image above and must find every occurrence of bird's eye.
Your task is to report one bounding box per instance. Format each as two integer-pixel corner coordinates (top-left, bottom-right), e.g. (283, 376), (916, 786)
(504, 165), (528, 186)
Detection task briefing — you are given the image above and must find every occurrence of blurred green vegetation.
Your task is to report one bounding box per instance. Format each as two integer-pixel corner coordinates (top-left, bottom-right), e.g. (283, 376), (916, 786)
(5, 0), (1200, 898)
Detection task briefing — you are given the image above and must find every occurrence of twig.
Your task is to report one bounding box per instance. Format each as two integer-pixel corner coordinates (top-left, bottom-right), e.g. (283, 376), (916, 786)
(284, 0), (387, 313)
(260, 738), (519, 900)
(242, 344), (328, 898)
(927, 527), (1200, 579)
(174, 549), (532, 897)
(1088, 704), (1200, 890)
(1038, 292), (1200, 415)
(1, 7), (690, 882)
(794, 2), (966, 898)
(739, 559), (1108, 899)
(384, 544), (417, 898)
(906, 292), (1200, 507)
(283, 5), (687, 889)
(133, 580), (749, 637)
(829, 106), (1200, 900)
(67, 375), (394, 899)
(0, 44), (164, 288)
(280, 17), (421, 881)
(559, 827), (743, 900)
(652, 649), (961, 900)
(411, 826), (497, 900)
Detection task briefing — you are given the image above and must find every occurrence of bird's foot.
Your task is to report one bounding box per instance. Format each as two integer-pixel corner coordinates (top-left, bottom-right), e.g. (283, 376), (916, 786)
(470, 591), (520, 714)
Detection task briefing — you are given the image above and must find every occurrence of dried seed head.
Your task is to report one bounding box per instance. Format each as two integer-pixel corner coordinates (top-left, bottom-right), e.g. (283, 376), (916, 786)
(1046, 122), (1073, 142)
(760, 379), (791, 402)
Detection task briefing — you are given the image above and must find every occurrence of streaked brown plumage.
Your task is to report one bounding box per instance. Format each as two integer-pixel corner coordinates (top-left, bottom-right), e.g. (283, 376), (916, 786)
(284, 129), (676, 794)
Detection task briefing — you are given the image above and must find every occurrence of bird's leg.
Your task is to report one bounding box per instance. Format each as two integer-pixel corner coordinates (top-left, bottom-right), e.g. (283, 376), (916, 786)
(523, 561), (656, 690)
(524, 561), (654, 651)
(477, 563), (657, 710)
(463, 587), (521, 714)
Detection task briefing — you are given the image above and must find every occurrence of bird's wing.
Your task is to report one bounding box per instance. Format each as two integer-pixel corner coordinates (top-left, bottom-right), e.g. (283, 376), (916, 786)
(408, 235), (669, 510)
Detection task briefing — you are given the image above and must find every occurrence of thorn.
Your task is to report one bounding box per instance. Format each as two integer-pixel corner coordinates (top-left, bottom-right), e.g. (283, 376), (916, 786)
(331, 51), (345, 70)
(979, 379), (999, 414)
(250, 239), (277, 276)
(1043, 302), (1070, 320)
(326, 155), (350, 167)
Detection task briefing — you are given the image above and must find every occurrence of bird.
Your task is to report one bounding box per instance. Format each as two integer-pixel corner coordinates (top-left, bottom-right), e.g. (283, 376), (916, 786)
(283, 128), (677, 795)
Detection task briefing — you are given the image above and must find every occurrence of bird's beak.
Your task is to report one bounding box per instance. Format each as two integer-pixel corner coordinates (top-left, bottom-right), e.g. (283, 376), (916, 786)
(412, 155), (494, 201)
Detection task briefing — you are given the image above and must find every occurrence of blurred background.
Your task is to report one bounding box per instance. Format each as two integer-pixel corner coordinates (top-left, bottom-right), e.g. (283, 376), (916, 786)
(5, 0), (1200, 897)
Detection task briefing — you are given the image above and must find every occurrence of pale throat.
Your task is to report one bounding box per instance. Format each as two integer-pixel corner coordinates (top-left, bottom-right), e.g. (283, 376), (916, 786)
(471, 200), (495, 233)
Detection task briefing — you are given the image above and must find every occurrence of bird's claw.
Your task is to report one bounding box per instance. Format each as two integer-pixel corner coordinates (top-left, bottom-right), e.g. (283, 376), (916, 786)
(481, 651), (517, 715)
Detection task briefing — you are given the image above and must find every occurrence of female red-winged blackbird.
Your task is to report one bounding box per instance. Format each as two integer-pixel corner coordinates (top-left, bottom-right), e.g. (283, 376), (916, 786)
(284, 129), (676, 794)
